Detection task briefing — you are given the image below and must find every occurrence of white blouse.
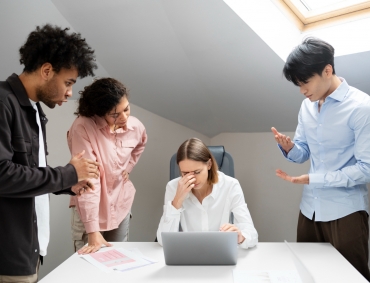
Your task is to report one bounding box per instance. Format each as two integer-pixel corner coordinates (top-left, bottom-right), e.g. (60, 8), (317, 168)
(157, 171), (258, 249)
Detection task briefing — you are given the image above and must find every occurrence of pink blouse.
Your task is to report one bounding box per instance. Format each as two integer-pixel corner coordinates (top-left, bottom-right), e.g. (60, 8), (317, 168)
(68, 115), (147, 233)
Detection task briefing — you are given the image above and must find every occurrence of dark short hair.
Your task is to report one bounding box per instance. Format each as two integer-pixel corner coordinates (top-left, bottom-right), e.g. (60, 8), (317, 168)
(75, 78), (128, 117)
(19, 24), (97, 78)
(177, 138), (218, 185)
(283, 37), (335, 86)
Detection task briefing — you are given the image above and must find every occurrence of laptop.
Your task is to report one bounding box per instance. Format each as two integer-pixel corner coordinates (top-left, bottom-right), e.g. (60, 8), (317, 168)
(161, 231), (238, 265)
(284, 240), (316, 283)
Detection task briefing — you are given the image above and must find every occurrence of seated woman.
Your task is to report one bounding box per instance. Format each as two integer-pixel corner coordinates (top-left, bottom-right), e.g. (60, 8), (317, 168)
(157, 138), (258, 249)
(68, 78), (147, 254)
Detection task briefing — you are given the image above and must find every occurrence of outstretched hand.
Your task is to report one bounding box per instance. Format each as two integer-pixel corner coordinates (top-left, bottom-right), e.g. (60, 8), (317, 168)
(275, 169), (309, 184)
(271, 127), (294, 154)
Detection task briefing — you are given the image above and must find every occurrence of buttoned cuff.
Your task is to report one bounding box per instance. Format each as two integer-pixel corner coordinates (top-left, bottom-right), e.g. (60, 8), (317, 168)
(286, 145), (301, 161)
(239, 232), (249, 249)
(165, 201), (184, 217)
(277, 144), (286, 157)
(84, 221), (100, 234)
(309, 173), (325, 185)
(277, 144), (299, 160)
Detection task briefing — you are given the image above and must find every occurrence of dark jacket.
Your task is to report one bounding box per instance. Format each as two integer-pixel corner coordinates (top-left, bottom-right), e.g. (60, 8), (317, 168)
(0, 74), (78, 276)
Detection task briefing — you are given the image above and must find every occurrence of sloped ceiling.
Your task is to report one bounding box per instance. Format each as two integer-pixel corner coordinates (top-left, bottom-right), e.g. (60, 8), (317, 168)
(8, 0), (370, 137)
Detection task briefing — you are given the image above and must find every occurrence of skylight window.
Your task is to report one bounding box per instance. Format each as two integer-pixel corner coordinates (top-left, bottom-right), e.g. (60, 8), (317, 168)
(224, 0), (370, 61)
(302, 0), (363, 11)
(282, 0), (370, 27)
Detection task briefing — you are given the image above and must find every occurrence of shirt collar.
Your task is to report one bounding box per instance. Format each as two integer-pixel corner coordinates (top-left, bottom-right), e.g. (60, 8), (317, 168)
(6, 73), (33, 108)
(29, 99), (37, 107)
(94, 115), (109, 130)
(7, 73), (47, 118)
(188, 171), (222, 202)
(209, 179), (220, 199)
(93, 115), (134, 131)
(327, 77), (349, 102)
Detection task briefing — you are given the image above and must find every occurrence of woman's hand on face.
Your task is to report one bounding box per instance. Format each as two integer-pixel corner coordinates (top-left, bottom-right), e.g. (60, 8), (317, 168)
(220, 223), (245, 244)
(172, 173), (196, 209)
(77, 231), (112, 255)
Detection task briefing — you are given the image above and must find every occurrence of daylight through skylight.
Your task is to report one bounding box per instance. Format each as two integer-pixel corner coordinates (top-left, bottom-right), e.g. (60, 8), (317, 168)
(224, 0), (370, 61)
(301, 0), (369, 11)
(281, 0), (370, 26)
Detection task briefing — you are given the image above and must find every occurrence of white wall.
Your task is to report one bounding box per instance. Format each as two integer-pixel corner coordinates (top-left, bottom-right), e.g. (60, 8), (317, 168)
(41, 101), (210, 279)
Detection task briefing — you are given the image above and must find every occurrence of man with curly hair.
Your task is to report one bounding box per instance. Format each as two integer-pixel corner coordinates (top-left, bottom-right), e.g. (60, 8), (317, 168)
(0, 24), (100, 282)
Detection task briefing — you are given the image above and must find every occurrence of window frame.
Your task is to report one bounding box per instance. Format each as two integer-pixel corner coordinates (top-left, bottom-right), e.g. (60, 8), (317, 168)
(272, 0), (370, 31)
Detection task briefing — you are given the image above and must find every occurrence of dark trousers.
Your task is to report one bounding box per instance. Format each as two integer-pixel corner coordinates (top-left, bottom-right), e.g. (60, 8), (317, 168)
(297, 210), (370, 281)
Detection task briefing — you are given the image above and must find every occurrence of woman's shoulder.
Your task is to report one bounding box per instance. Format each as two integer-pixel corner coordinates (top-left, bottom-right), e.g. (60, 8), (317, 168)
(215, 172), (243, 194)
(128, 116), (145, 129)
(167, 177), (180, 188)
(71, 115), (95, 126)
(217, 171), (239, 185)
(69, 116), (100, 133)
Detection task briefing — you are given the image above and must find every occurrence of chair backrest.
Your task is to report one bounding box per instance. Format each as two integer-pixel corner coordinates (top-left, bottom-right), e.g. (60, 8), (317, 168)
(169, 145), (235, 180)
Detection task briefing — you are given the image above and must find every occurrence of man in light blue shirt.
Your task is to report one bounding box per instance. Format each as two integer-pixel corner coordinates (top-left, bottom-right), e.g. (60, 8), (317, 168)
(272, 37), (370, 280)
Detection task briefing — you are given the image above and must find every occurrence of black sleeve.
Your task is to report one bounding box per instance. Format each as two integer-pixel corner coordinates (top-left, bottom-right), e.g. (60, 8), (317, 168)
(53, 188), (76, 196)
(0, 100), (78, 198)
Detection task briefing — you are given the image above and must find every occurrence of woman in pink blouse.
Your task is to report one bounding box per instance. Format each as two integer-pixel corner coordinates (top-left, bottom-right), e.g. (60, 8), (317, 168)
(68, 78), (147, 254)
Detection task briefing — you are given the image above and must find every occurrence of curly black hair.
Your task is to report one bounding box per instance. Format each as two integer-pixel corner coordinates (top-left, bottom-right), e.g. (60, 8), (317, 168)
(75, 78), (128, 117)
(19, 24), (97, 78)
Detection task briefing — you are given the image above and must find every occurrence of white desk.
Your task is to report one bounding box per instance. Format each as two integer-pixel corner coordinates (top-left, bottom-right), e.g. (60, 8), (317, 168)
(40, 242), (367, 283)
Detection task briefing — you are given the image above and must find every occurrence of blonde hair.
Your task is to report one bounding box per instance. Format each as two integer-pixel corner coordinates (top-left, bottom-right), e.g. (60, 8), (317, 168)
(176, 138), (218, 185)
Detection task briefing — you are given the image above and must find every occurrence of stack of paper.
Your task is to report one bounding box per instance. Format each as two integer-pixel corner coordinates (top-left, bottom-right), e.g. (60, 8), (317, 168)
(81, 248), (157, 273)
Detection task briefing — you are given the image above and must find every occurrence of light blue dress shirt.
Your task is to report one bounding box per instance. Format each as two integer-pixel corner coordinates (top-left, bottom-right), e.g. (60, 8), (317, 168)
(279, 78), (370, 221)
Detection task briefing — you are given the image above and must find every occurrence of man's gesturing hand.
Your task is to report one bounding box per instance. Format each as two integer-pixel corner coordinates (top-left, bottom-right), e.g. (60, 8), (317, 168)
(71, 180), (94, 196)
(271, 127), (294, 154)
(69, 150), (100, 181)
(276, 169), (309, 184)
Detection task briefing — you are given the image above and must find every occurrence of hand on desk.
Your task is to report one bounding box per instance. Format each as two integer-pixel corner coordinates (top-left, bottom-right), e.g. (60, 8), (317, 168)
(276, 169), (309, 184)
(77, 231), (112, 255)
(220, 223), (245, 244)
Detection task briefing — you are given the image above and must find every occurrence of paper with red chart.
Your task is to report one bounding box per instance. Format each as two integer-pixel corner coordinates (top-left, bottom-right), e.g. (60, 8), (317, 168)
(81, 248), (157, 273)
